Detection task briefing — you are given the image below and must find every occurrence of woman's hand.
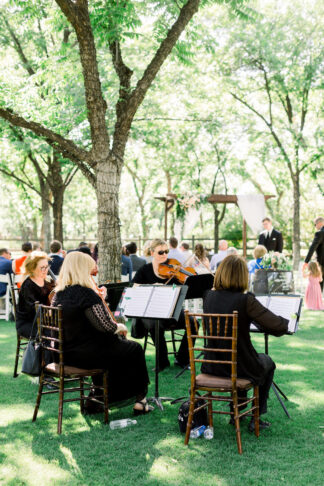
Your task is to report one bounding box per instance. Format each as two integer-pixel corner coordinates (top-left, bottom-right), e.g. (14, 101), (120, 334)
(98, 285), (107, 299)
(115, 322), (128, 337)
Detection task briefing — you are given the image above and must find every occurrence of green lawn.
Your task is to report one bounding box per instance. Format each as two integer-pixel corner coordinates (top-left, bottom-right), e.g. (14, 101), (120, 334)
(0, 310), (323, 486)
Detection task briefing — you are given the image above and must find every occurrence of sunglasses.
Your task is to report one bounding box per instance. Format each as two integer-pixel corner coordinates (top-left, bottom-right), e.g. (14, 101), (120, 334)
(157, 250), (169, 255)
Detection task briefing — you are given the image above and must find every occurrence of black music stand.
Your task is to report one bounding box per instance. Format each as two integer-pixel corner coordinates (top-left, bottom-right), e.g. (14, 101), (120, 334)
(124, 284), (188, 410)
(251, 294), (303, 419)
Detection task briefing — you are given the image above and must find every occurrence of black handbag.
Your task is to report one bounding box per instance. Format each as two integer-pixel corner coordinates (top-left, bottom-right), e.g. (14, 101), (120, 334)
(21, 307), (42, 377)
(21, 339), (42, 376)
(178, 398), (208, 434)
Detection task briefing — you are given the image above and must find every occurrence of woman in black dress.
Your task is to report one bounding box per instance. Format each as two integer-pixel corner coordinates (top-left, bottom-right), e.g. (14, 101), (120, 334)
(132, 238), (194, 371)
(52, 251), (152, 414)
(203, 254), (288, 430)
(16, 252), (53, 338)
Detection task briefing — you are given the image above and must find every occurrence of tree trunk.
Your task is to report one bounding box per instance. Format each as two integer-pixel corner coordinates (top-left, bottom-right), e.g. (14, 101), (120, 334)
(52, 187), (64, 244)
(41, 188), (52, 252)
(96, 157), (122, 283)
(292, 173), (301, 270)
(214, 206), (220, 253)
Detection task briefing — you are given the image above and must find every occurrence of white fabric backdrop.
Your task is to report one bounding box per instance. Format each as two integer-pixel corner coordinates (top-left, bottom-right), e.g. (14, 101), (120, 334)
(237, 194), (266, 234)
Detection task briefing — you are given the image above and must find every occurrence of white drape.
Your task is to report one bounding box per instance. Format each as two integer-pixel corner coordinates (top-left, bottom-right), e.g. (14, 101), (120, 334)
(237, 194), (266, 234)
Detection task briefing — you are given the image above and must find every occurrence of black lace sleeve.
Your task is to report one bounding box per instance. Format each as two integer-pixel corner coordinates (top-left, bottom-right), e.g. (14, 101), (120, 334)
(85, 301), (118, 334)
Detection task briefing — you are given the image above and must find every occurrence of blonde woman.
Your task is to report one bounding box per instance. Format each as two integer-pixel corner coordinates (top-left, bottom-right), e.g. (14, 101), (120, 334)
(16, 251), (53, 338)
(52, 251), (152, 415)
(248, 245), (268, 275)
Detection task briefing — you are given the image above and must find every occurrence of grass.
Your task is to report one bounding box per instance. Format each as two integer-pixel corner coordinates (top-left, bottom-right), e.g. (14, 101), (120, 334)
(0, 310), (323, 486)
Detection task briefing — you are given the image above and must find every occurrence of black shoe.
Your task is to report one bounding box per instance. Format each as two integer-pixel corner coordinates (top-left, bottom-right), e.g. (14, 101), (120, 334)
(44, 375), (57, 390)
(174, 359), (189, 369)
(248, 418), (271, 432)
(229, 415), (247, 426)
(84, 390), (104, 414)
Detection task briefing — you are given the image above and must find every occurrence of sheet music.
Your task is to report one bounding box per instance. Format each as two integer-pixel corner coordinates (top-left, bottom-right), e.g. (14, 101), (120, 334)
(144, 286), (181, 318)
(123, 286), (154, 317)
(267, 296), (301, 333)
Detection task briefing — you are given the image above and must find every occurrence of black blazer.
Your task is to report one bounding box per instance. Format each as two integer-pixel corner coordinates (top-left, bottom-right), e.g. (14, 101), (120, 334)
(258, 228), (283, 253)
(305, 226), (324, 267)
(202, 290), (288, 384)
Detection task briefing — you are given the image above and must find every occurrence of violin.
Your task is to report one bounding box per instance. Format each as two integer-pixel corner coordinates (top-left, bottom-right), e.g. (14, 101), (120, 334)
(158, 258), (197, 284)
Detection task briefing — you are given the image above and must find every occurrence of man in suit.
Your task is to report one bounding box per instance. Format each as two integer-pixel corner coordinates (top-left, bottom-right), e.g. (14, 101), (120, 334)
(125, 242), (146, 272)
(303, 217), (324, 290)
(258, 217), (283, 253)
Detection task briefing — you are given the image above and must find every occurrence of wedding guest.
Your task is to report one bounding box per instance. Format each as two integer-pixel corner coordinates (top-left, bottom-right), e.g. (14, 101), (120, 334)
(126, 242), (146, 272)
(0, 248), (13, 297)
(303, 262), (324, 310)
(168, 236), (186, 265)
(248, 245), (268, 275)
(186, 243), (210, 274)
(303, 217), (324, 290)
(121, 246), (133, 281)
(179, 242), (192, 264)
(49, 240), (65, 276)
(210, 240), (228, 272)
(13, 241), (33, 287)
(258, 217), (283, 253)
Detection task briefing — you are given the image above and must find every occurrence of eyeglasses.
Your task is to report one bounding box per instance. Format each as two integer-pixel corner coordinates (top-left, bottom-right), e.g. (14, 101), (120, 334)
(40, 265), (49, 271)
(157, 250), (169, 255)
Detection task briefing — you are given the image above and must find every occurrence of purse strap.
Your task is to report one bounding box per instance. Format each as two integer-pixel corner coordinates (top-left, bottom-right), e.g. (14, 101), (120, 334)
(28, 306), (42, 341)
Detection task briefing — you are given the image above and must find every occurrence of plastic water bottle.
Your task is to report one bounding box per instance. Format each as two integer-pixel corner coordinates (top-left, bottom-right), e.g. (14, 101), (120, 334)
(109, 419), (137, 430)
(190, 425), (206, 439)
(204, 426), (214, 440)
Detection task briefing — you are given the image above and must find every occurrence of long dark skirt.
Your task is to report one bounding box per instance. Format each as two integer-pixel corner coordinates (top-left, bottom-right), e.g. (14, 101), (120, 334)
(65, 335), (149, 403)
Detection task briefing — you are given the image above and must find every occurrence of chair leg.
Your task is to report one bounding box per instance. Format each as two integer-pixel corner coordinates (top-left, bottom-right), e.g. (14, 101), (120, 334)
(103, 371), (109, 424)
(253, 386), (260, 437)
(184, 390), (196, 445)
(57, 376), (64, 434)
(13, 334), (21, 378)
(208, 393), (213, 427)
(232, 390), (243, 454)
(80, 378), (85, 414)
(171, 330), (177, 355)
(32, 373), (44, 422)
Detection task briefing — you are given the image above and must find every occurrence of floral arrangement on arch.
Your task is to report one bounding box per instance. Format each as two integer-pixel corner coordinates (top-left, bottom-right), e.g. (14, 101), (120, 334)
(261, 252), (292, 271)
(175, 194), (208, 221)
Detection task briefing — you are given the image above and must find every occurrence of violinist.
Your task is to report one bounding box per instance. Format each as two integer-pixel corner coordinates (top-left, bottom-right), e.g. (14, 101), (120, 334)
(132, 238), (196, 372)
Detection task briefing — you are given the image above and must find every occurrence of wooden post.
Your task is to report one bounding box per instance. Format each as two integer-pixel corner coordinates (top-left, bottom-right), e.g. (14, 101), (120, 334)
(164, 199), (168, 240)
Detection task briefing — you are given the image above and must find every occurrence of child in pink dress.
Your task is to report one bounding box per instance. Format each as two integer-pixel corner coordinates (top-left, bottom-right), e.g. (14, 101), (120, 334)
(304, 262), (324, 310)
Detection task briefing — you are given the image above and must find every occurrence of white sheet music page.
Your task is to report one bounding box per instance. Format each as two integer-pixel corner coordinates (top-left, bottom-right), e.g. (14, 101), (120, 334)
(123, 286), (154, 317)
(251, 296), (270, 330)
(144, 286), (181, 318)
(267, 296), (301, 333)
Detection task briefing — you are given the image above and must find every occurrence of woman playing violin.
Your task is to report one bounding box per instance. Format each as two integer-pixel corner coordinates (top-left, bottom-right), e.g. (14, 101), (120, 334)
(132, 238), (196, 372)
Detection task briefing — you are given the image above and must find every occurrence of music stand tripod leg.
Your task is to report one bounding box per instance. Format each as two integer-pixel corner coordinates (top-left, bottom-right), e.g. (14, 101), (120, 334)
(271, 383), (291, 418)
(147, 319), (174, 410)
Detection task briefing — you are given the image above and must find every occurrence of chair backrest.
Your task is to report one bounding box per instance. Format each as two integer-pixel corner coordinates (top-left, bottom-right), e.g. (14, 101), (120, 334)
(8, 273), (20, 321)
(35, 304), (63, 369)
(184, 310), (239, 386)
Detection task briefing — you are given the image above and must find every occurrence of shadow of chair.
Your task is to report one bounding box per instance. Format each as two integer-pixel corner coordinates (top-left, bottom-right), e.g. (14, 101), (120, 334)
(184, 310), (259, 454)
(32, 303), (109, 434)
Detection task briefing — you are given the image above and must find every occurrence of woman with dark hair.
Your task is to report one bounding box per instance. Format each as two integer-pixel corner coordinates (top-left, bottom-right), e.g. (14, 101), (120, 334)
(186, 243), (210, 274)
(203, 255), (288, 431)
(16, 251), (53, 338)
(52, 251), (151, 414)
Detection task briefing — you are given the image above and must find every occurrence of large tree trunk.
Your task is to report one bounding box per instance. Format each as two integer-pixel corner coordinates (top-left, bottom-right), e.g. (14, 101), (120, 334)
(52, 187), (64, 244)
(96, 157), (122, 283)
(41, 187), (52, 252)
(292, 173), (301, 270)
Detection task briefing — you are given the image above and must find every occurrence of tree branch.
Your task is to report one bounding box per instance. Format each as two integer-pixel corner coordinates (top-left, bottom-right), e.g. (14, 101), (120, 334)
(3, 17), (36, 76)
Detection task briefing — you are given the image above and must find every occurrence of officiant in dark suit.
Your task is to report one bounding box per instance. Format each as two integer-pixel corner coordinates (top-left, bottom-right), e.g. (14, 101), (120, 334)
(303, 217), (324, 290)
(258, 217), (283, 253)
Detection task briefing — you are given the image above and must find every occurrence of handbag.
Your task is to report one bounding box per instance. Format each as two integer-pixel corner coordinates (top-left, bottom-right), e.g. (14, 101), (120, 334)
(21, 307), (42, 376)
(178, 397), (208, 434)
(21, 339), (42, 376)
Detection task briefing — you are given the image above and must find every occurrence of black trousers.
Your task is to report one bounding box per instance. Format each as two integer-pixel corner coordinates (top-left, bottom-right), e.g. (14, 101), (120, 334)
(141, 310), (196, 368)
(236, 353), (275, 415)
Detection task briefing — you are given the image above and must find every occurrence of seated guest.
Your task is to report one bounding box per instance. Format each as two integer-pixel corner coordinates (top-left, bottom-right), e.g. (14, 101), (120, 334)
(143, 240), (153, 263)
(248, 245), (268, 275)
(132, 238), (195, 371)
(203, 255), (288, 430)
(126, 242), (146, 272)
(210, 240), (228, 272)
(16, 252), (53, 338)
(121, 246), (133, 281)
(179, 242), (192, 264)
(52, 251), (152, 413)
(49, 240), (65, 276)
(168, 236), (186, 265)
(13, 241), (33, 287)
(186, 243), (210, 274)
(0, 248), (13, 297)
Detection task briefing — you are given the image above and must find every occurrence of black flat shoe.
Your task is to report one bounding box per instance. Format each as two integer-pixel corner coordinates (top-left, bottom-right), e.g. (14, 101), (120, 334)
(133, 400), (154, 416)
(248, 418), (271, 432)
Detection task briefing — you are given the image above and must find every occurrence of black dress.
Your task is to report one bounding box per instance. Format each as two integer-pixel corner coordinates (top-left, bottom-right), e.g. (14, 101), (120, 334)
(16, 278), (53, 338)
(132, 262), (194, 369)
(202, 289), (288, 414)
(53, 285), (149, 403)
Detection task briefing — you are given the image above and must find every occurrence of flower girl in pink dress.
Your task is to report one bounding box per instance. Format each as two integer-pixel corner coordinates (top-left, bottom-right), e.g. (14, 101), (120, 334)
(304, 262), (324, 310)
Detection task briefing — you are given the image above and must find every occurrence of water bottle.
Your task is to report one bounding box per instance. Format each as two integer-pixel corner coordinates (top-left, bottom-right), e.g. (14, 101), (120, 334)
(109, 419), (137, 430)
(190, 425), (206, 439)
(204, 426), (214, 440)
